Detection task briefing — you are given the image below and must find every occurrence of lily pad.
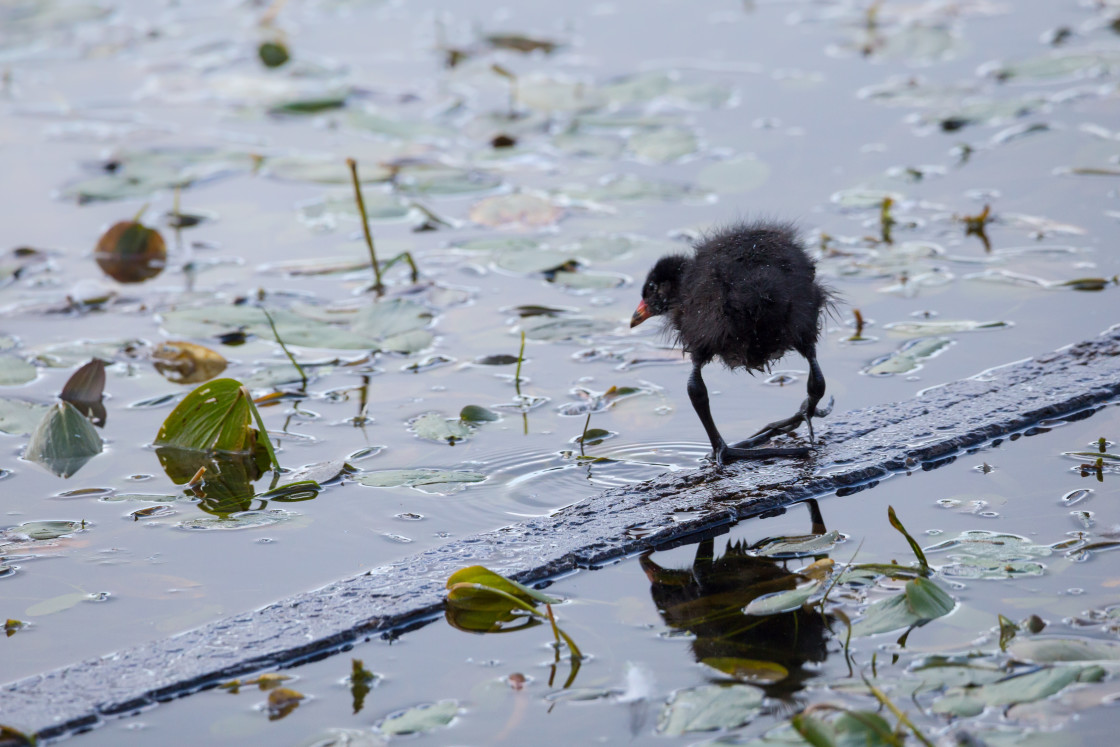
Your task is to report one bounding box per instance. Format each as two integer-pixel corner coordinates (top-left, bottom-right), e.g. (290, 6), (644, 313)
(657, 684), (764, 736)
(469, 193), (564, 229)
(25, 401), (104, 478)
(152, 342), (228, 384)
(177, 509), (296, 531)
(696, 155), (771, 193)
(628, 126), (699, 163)
(354, 469), (486, 489)
(883, 320), (1009, 335)
(0, 397), (49, 435)
(9, 520), (83, 541)
(925, 530), (1052, 579)
(58, 147), (256, 203)
(744, 578), (825, 616)
(570, 173), (703, 202)
(1009, 637), (1120, 663)
(521, 316), (618, 342)
(377, 700), (458, 735)
(864, 337), (953, 376)
(350, 299), (432, 340)
(297, 190), (414, 232)
(852, 577), (955, 637)
(932, 665), (1105, 717)
(410, 413), (472, 444)
(0, 355), (37, 386)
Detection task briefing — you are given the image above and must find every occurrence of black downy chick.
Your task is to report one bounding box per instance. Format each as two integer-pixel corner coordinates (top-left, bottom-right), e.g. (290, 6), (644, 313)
(631, 221), (834, 466)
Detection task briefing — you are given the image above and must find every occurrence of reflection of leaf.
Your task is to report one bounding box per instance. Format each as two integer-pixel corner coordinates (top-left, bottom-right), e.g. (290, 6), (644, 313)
(657, 684), (764, 736)
(25, 401), (104, 478)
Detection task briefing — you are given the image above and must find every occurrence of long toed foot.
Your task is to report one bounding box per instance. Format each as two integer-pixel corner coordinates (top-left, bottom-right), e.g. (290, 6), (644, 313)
(729, 395), (834, 450)
(712, 440), (811, 467)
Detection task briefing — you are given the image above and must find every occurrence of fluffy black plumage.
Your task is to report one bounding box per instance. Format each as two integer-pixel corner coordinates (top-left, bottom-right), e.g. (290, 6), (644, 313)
(631, 220), (834, 466)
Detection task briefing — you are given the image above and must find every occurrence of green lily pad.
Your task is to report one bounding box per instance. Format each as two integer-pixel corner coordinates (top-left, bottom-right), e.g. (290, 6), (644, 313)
(864, 337), (953, 376)
(552, 131), (625, 159)
(987, 50), (1120, 83)
(570, 173), (703, 202)
(350, 299), (432, 339)
(883, 320), (1010, 335)
(177, 509), (297, 531)
(628, 126), (698, 163)
(264, 154), (394, 184)
(657, 684), (764, 736)
(378, 700), (458, 736)
(394, 163), (503, 196)
(297, 190), (414, 232)
(24, 401), (104, 478)
(354, 469), (486, 489)
(346, 110), (457, 141)
(0, 397), (49, 434)
(411, 413), (472, 444)
(1009, 637), (1120, 663)
(852, 577), (954, 636)
(932, 665), (1105, 717)
(9, 520), (84, 540)
(460, 405), (500, 423)
(58, 147), (256, 203)
(469, 193), (563, 229)
(925, 530), (1052, 579)
(0, 354), (37, 386)
(161, 305), (379, 351)
(696, 155), (771, 194)
(521, 316), (618, 342)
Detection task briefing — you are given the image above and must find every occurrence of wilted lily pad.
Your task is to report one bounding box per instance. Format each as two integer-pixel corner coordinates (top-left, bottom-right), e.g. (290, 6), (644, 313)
(152, 342), (228, 384)
(94, 220), (167, 284)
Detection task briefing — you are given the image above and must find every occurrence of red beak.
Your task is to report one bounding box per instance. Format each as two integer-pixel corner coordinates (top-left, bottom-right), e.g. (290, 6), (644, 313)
(630, 299), (652, 328)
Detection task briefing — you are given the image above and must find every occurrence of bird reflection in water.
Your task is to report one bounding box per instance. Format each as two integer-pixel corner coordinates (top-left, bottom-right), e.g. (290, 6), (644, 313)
(640, 499), (834, 706)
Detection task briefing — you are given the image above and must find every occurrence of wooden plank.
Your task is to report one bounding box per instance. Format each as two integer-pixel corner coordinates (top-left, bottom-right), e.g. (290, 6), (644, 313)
(4, 326), (1120, 739)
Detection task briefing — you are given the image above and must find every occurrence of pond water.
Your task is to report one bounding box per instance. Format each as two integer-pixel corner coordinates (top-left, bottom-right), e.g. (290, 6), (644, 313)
(1, 0), (1119, 741)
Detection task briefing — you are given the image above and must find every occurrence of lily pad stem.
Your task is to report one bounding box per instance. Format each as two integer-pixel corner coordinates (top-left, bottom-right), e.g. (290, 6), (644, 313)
(346, 157), (383, 293)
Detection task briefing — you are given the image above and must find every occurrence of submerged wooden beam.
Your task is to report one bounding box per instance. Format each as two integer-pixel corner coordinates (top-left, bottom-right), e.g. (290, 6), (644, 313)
(4, 326), (1120, 739)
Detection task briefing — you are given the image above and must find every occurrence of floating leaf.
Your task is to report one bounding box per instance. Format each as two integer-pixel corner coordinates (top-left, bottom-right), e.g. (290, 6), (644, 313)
(1009, 637), (1120, 663)
(378, 700), (458, 736)
(863, 337), (952, 376)
(25, 591), (99, 617)
(0, 355), (37, 386)
(410, 413), (472, 444)
(852, 577), (954, 637)
(447, 565), (560, 605)
(700, 658), (788, 684)
(657, 685), (764, 736)
(521, 316), (617, 342)
(270, 95), (348, 115)
(570, 173), (701, 202)
(883, 320), (1009, 335)
(474, 354), (519, 366)
(469, 193), (563, 229)
(696, 155), (771, 193)
(925, 531), (1051, 579)
(25, 401), (104, 477)
(177, 509), (295, 531)
(460, 405), (500, 423)
(155, 378), (264, 453)
(152, 342), (228, 384)
(0, 397), (49, 435)
(267, 686), (305, 720)
(258, 41), (290, 68)
(94, 220), (167, 283)
(743, 578), (824, 616)
(10, 520), (83, 540)
(355, 469), (485, 490)
(59, 148), (256, 203)
(628, 126), (698, 163)
(350, 299), (432, 340)
(295, 728), (386, 747)
(932, 665), (1105, 717)
(754, 530), (841, 558)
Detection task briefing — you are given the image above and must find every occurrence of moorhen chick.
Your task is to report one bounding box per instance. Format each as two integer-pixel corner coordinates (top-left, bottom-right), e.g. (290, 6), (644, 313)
(630, 221), (833, 466)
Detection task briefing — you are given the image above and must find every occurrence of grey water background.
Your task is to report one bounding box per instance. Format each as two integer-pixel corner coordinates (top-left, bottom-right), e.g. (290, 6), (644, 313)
(1, 0), (1119, 741)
